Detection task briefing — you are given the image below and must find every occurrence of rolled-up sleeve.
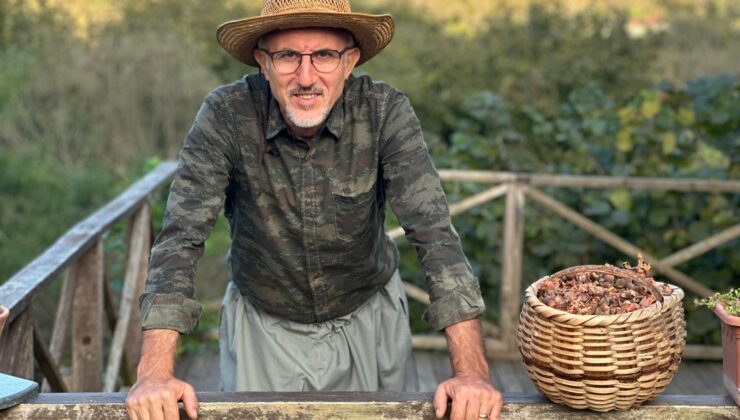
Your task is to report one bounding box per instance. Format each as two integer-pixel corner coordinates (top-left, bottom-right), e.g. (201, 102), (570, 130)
(380, 91), (485, 331)
(140, 92), (237, 333)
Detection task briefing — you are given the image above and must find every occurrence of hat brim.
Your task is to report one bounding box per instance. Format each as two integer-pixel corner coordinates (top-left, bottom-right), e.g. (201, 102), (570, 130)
(217, 11), (394, 67)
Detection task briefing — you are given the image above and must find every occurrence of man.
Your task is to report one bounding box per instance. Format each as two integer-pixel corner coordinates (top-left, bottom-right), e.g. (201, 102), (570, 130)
(126, 1), (503, 419)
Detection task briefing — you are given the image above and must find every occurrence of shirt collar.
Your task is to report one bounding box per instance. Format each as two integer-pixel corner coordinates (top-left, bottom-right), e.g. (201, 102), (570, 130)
(264, 81), (348, 141)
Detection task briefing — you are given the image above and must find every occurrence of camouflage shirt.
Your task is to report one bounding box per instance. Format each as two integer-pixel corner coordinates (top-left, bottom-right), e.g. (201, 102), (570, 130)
(139, 74), (484, 333)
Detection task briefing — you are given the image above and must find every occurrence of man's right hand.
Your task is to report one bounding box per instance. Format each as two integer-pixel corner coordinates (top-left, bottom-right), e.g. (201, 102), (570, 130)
(126, 329), (198, 419)
(126, 375), (199, 420)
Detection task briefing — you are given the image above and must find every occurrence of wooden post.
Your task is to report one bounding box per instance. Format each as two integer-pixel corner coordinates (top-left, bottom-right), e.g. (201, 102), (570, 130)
(33, 325), (68, 392)
(123, 209), (153, 382)
(659, 223), (740, 269)
(104, 204), (150, 391)
(42, 271), (77, 392)
(71, 241), (104, 391)
(501, 183), (525, 349)
(0, 305), (34, 380)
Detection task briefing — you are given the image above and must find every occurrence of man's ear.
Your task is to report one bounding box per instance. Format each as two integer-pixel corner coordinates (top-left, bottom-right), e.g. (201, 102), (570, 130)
(254, 49), (270, 81)
(342, 48), (361, 79)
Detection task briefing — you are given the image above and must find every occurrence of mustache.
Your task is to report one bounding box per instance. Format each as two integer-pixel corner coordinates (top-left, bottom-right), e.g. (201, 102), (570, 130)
(290, 87), (324, 95)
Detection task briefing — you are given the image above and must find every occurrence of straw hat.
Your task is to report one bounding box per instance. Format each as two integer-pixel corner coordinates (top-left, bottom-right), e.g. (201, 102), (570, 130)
(217, 0), (394, 67)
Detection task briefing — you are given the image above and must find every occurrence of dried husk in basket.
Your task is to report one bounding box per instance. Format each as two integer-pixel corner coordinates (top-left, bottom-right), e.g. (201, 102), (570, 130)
(517, 264), (686, 412)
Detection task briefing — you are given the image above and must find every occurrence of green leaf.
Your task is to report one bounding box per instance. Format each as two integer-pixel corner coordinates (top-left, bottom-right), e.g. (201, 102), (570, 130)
(618, 107), (637, 125)
(648, 208), (670, 227)
(661, 132), (677, 155)
(677, 108), (695, 126)
(641, 95), (661, 118)
(608, 189), (633, 211)
(617, 128), (633, 152)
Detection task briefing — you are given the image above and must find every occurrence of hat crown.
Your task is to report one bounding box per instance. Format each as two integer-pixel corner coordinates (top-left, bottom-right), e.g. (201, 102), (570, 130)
(262, 0), (351, 15)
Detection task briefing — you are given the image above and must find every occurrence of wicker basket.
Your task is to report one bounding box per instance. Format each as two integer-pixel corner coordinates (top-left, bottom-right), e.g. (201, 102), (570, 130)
(517, 264), (686, 412)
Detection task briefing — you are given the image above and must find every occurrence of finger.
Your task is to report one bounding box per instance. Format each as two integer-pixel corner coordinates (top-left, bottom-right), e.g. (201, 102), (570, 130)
(149, 400), (165, 420)
(182, 384), (200, 419)
(449, 395), (468, 420)
(490, 392), (504, 420)
(477, 398), (494, 420)
(163, 395), (180, 420)
(136, 402), (152, 420)
(433, 384), (449, 418)
(466, 397), (482, 420)
(125, 397), (138, 420)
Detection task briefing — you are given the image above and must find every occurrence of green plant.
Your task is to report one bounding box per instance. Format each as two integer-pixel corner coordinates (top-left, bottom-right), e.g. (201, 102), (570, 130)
(694, 289), (740, 317)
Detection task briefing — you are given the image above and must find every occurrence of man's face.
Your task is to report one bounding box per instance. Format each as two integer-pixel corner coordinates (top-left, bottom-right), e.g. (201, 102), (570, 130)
(254, 28), (360, 134)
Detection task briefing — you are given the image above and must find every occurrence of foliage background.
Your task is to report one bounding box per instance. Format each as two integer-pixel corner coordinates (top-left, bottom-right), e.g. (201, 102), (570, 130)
(0, 0), (738, 352)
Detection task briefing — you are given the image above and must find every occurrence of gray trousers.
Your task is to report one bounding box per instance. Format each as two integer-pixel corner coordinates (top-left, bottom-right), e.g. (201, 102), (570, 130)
(219, 271), (419, 392)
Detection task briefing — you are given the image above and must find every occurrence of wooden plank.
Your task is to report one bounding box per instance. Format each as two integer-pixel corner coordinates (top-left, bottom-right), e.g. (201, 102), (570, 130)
(0, 306), (33, 379)
(103, 204), (150, 392)
(448, 184), (508, 217)
(102, 272), (118, 332)
(402, 282), (500, 337)
(4, 392), (736, 420)
(404, 282), (431, 306)
(683, 344), (723, 360)
(432, 353), (453, 383)
(101, 275), (134, 389)
(173, 351), (221, 392)
(412, 352), (439, 392)
(33, 326), (68, 393)
(524, 186), (715, 298)
(0, 162), (176, 326)
(412, 335), (517, 360)
(438, 170), (740, 193)
(659, 223), (740, 268)
(123, 215), (152, 381)
(493, 361), (525, 393)
(71, 241), (104, 392)
(388, 184), (508, 241)
(42, 272), (76, 392)
(501, 183), (525, 348)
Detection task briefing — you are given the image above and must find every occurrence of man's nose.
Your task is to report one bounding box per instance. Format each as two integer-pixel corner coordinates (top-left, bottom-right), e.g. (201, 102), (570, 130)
(296, 55), (316, 86)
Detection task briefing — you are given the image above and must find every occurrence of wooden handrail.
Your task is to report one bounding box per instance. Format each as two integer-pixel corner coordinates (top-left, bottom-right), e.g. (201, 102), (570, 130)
(3, 392), (737, 419)
(1, 166), (736, 393)
(438, 170), (740, 193)
(399, 172), (737, 360)
(0, 162), (177, 325)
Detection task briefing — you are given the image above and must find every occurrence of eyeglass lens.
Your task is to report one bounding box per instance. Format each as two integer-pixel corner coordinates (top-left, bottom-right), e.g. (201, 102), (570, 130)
(271, 49), (344, 74)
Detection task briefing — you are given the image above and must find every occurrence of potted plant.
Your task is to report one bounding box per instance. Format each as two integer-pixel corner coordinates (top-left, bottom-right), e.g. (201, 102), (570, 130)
(695, 289), (740, 406)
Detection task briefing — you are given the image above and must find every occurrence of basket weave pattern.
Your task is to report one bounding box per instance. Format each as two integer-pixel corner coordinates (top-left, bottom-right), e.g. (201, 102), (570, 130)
(517, 265), (686, 411)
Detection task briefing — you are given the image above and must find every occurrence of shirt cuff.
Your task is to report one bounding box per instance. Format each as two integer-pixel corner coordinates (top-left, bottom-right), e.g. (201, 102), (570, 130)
(422, 281), (485, 331)
(139, 292), (203, 334)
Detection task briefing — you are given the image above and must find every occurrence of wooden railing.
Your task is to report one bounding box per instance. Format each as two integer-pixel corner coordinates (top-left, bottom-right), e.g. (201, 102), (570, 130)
(4, 392), (738, 419)
(0, 162), (177, 392)
(401, 171), (740, 361)
(1, 163), (738, 395)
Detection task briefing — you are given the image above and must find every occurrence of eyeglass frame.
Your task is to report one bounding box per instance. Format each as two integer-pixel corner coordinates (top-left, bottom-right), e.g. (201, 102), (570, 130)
(256, 46), (358, 75)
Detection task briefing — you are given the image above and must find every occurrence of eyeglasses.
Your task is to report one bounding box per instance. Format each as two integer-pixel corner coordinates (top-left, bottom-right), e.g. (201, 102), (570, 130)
(258, 47), (356, 75)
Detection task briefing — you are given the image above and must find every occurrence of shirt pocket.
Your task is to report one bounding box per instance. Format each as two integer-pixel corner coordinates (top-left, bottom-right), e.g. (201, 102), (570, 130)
(332, 186), (376, 241)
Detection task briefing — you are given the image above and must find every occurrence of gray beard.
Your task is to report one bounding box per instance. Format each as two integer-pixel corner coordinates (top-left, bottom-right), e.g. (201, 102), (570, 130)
(285, 104), (331, 128)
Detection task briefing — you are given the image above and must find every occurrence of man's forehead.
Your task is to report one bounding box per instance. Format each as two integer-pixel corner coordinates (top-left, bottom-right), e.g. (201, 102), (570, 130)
(263, 27), (349, 49)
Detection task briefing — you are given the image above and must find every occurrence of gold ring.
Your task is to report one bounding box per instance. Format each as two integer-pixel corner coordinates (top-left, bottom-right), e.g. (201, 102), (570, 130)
(479, 415), (489, 419)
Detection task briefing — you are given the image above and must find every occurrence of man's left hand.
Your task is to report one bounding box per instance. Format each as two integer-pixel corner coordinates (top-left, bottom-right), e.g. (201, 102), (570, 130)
(433, 372), (503, 420)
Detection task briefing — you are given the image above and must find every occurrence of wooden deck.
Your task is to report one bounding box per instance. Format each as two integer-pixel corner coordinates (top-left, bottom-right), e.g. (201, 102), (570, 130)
(175, 349), (725, 395)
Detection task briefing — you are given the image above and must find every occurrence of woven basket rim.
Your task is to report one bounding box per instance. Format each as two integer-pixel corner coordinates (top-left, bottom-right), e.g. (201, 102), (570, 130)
(524, 269), (684, 325)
